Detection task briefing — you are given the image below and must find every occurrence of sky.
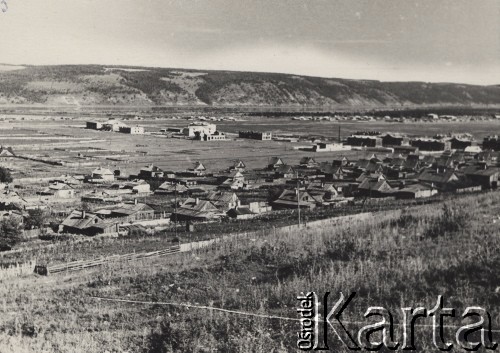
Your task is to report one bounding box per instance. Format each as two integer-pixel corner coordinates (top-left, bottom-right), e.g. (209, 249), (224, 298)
(0, 0), (499, 84)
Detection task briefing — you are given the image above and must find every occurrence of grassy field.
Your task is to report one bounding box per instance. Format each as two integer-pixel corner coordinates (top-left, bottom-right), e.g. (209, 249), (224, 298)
(0, 191), (499, 352)
(2, 116), (500, 180)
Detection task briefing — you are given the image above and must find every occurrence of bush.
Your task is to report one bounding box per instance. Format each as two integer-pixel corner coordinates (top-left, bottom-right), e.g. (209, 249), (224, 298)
(0, 218), (22, 249)
(0, 166), (13, 183)
(24, 208), (45, 230)
(425, 203), (468, 238)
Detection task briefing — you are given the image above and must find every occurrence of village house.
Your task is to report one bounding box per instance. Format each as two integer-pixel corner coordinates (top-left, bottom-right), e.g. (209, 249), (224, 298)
(394, 183), (438, 199)
(171, 198), (224, 222)
(273, 165), (296, 179)
(218, 170), (247, 190)
(482, 136), (500, 151)
(271, 189), (318, 210)
(418, 169), (459, 191)
(138, 164), (164, 179)
(463, 164), (499, 189)
(0, 190), (27, 211)
(38, 182), (75, 199)
(306, 182), (340, 204)
(49, 175), (84, 186)
(88, 167), (115, 183)
(60, 210), (118, 236)
(187, 162), (207, 176)
(299, 157), (318, 169)
(94, 202), (156, 223)
(205, 191), (240, 211)
(318, 163), (344, 181)
(0, 146), (15, 160)
(229, 160), (246, 172)
(106, 181), (151, 195)
(357, 175), (392, 198)
(154, 182), (189, 195)
(81, 190), (122, 203)
(267, 157), (285, 170)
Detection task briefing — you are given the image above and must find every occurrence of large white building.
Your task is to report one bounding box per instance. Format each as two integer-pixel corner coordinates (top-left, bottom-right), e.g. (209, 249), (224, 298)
(183, 122), (217, 138)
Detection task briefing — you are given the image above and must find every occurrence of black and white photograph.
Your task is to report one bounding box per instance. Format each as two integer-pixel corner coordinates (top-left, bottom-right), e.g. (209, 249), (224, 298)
(0, 0), (499, 351)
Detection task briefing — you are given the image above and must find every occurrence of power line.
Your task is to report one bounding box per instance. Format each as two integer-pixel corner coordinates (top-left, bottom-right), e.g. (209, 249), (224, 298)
(89, 296), (500, 333)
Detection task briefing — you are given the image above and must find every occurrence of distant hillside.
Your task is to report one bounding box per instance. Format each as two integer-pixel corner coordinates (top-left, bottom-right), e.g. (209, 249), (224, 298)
(0, 65), (499, 109)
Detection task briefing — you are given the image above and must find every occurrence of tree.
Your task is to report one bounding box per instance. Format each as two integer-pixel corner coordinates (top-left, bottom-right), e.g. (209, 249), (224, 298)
(81, 202), (92, 212)
(24, 209), (45, 230)
(0, 218), (22, 250)
(0, 166), (12, 183)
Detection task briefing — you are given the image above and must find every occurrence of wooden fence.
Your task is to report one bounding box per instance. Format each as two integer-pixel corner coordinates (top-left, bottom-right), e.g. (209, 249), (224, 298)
(44, 243), (180, 275)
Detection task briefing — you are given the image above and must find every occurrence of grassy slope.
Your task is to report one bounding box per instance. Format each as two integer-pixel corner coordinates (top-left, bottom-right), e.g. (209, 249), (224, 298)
(0, 192), (500, 352)
(0, 65), (500, 107)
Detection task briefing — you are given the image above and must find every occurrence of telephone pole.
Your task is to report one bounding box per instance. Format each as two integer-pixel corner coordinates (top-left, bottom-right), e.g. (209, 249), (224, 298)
(296, 171), (301, 226)
(174, 182), (178, 238)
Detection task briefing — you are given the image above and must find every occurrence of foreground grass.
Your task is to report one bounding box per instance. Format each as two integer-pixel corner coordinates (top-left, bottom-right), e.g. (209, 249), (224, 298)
(0, 192), (500, 352)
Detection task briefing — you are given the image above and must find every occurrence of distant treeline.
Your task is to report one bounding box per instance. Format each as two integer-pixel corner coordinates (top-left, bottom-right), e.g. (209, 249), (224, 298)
(250, 106), (500, 118)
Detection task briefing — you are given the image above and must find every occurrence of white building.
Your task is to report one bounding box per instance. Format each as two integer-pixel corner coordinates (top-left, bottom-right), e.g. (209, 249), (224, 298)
(312, 143), (351, 152)
(183, 122), (216, 137)
(119, 126), (145, 134)
(103, 119), (128, 132)
(90, 167), (115, 182)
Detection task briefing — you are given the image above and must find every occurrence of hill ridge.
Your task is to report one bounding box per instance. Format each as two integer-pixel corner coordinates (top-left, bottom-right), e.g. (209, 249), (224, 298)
(0, 64), (498, 108)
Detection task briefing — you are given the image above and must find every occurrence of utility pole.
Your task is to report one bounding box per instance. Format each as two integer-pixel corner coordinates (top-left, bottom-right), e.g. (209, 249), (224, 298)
(174, 181), (178, 239)
(296, 171), (301, 227)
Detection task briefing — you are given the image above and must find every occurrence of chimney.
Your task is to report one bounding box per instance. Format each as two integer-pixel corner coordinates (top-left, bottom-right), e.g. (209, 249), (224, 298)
(82, 210), (86, 219)
(195, 198), (199, 205)
(134, 198), (138, 205)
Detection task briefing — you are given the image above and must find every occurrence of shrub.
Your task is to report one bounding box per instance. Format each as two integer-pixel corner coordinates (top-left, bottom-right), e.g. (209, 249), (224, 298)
(0, 217), (22, 249)
(425, 203), (468, 238)
(0, 166), (13, 183)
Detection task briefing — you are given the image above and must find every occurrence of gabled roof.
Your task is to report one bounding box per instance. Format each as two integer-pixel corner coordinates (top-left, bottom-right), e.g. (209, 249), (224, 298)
(61, 210), (103, 229)
(0, 146), (15, 157)
(358, 178), (392, 192)
(205, 191), (239, 207)
(306, 182), (338, 194)
(320, 164), (343, 175)
(268, 157), (284, 166)
(274, 189), (318, 206)
(403, 158), (420, 171)
(463, 165), (499, 177)
(157, 182), (189, 193)
(228, 170), (244, 179)
(140, 164), (163, 172)
(95, 203), (154, 218)
(0, 191), (27, 206)
(192, 162), (206, 171)
(299, 157), (317, 165)
(418, 169), (458, 184)
(92, 167), (114, 176)
(275, 164), (295, 174)
(397, 183), (435, 193)
(233, 160), (246, 169)
(179, 198), (220, 213)
(48, 182), (73, 190)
